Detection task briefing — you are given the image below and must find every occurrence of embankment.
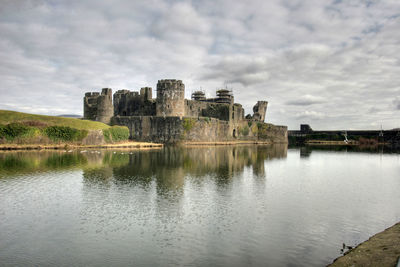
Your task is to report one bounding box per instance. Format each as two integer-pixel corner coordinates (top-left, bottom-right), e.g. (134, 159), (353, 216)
(0, 110), (162, 149)
(328, 222), (400, 267)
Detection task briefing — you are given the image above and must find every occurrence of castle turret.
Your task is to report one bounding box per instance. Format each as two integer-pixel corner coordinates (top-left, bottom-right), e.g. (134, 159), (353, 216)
(140, 87), (152, 101)
(83, 88), (113, 124)
(156, 79), (185, 117)
(83, 92), (100, 120)
(252, 101), (268, 122)
(97, 88), (113, 124)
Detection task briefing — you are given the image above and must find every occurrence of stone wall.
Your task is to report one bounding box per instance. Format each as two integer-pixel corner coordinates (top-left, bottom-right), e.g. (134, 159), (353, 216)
(184, 99), (208, 118)
(113, 89), (155, 117)
(202, 103), (231, 121)
(112, 116), (287, 144)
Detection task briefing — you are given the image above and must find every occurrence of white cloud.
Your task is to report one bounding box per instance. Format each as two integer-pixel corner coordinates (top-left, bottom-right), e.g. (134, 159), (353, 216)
(394, 98), (400, 110)
(0, 0), (399, 129)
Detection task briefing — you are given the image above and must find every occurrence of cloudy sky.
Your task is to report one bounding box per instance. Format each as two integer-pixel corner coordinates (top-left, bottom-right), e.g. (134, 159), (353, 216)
(0, 0), (399, 130)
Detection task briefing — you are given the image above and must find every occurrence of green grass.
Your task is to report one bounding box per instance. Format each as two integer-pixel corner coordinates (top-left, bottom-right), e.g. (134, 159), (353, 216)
(103, 126), (129, 142)
(0, 110), (110, 130)
(0, 110), (130, 144)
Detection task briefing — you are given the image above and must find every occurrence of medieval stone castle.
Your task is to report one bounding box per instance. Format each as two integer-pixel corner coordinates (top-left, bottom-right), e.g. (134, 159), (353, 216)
(84, 79), (287, 143)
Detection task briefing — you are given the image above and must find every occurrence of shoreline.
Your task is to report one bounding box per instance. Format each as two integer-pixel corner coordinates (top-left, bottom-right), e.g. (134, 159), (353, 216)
(0, 141), (289, 150)
(328, 222), (400, 266)
(181, 140), (284, 146)
(304, 140), (389, 146)
(0, 141), (163, 151)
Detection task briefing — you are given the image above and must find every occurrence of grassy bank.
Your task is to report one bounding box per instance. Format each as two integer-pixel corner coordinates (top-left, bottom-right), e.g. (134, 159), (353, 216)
(0, 110), (131, 147)
(0, 110), (109, 130)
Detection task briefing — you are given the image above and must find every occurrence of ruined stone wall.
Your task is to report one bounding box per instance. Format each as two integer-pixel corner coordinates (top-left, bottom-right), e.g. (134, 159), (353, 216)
(83, 92), (100, 120)
(181, 117), (231, 142)
(83, 88), (113, 124)
(113, 89), (155, 117)
(184, 100), (208, 118)
(257, 123), (288, 143)
(112, 116), (287, 144)
(112, 116), (183, 143)
(184, 100), (237, 122)
(232, 103), (245, 123)
(201, 103), (231, 121)
(252, 101), (268, 122)
(156, 80), (185, 117)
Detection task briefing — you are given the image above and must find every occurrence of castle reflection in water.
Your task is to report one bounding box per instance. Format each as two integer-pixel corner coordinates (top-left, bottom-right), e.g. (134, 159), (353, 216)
(0, 145), (287, 191)
(81, 145), (287, 191)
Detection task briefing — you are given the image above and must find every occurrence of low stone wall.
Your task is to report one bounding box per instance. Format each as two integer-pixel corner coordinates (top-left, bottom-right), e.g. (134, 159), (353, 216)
(112, 116), (287, 144)
(81, 130), (106, 145)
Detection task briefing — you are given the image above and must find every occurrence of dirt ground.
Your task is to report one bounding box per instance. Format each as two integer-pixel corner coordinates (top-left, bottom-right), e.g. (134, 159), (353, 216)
(328, 222), (400, 267)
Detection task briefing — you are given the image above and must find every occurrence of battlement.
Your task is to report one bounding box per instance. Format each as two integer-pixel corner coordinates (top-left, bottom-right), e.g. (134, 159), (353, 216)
(101, 88), (112, 95)
(115, 89), (130, 95)
(85, 92), (100, 97)
(157, 79), (184, 91)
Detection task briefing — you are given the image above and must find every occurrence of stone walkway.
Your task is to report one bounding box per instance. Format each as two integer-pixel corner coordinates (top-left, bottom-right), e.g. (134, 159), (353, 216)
(328, 222), (400, 267)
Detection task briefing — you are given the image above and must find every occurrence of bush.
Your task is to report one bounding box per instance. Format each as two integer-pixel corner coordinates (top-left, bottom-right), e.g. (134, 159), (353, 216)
(102, 126), (129, 143)
(240, 125), (249, 136)
(359, 137), (378, 145)
(44, 126), (88, 142)
(257, 123), (270, 139)
(0, 123), (30, 140)
(21, 120), (48, 127)
(183, 118), (196, 132)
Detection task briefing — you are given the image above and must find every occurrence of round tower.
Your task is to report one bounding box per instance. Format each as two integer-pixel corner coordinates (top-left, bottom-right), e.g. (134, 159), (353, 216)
(156, 79), (185, 117)
(96, 88), (114, 124)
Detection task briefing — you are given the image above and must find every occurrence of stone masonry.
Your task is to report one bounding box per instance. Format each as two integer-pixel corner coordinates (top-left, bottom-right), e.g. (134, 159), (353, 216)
(83, 79), (287, 144)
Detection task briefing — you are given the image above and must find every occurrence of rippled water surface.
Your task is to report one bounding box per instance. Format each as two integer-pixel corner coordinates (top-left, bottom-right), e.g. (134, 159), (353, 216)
(0, 145), (399, 266)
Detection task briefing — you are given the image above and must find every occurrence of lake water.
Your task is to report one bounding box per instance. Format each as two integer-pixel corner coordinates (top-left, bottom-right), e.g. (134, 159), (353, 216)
(0, 145), (399, 266)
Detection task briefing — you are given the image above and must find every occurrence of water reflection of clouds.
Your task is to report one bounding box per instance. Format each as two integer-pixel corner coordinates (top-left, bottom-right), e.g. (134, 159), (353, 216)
(78, 145), (287, 235)
(81, 145), (288, 190)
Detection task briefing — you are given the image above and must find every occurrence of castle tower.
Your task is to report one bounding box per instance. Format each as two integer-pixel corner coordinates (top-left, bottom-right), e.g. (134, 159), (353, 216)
(156, 79), (185, 117)
(83, 92), (100, 120)
(96, 88), (114, 124)
(252, 101), (268, 122)
(140, 87), (152, 101)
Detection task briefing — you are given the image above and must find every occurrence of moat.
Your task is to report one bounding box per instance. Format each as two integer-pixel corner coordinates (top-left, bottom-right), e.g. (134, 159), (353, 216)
(0, 145), (399, 266)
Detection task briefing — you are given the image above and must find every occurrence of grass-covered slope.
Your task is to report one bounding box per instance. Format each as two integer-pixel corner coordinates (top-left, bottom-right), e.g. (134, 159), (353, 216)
(0, 110), (129, 145)
(0, 110), (109, 130)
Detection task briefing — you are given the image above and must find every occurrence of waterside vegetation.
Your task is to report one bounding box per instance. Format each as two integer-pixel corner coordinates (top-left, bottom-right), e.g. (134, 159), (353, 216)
(0, 110), (136, 149)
